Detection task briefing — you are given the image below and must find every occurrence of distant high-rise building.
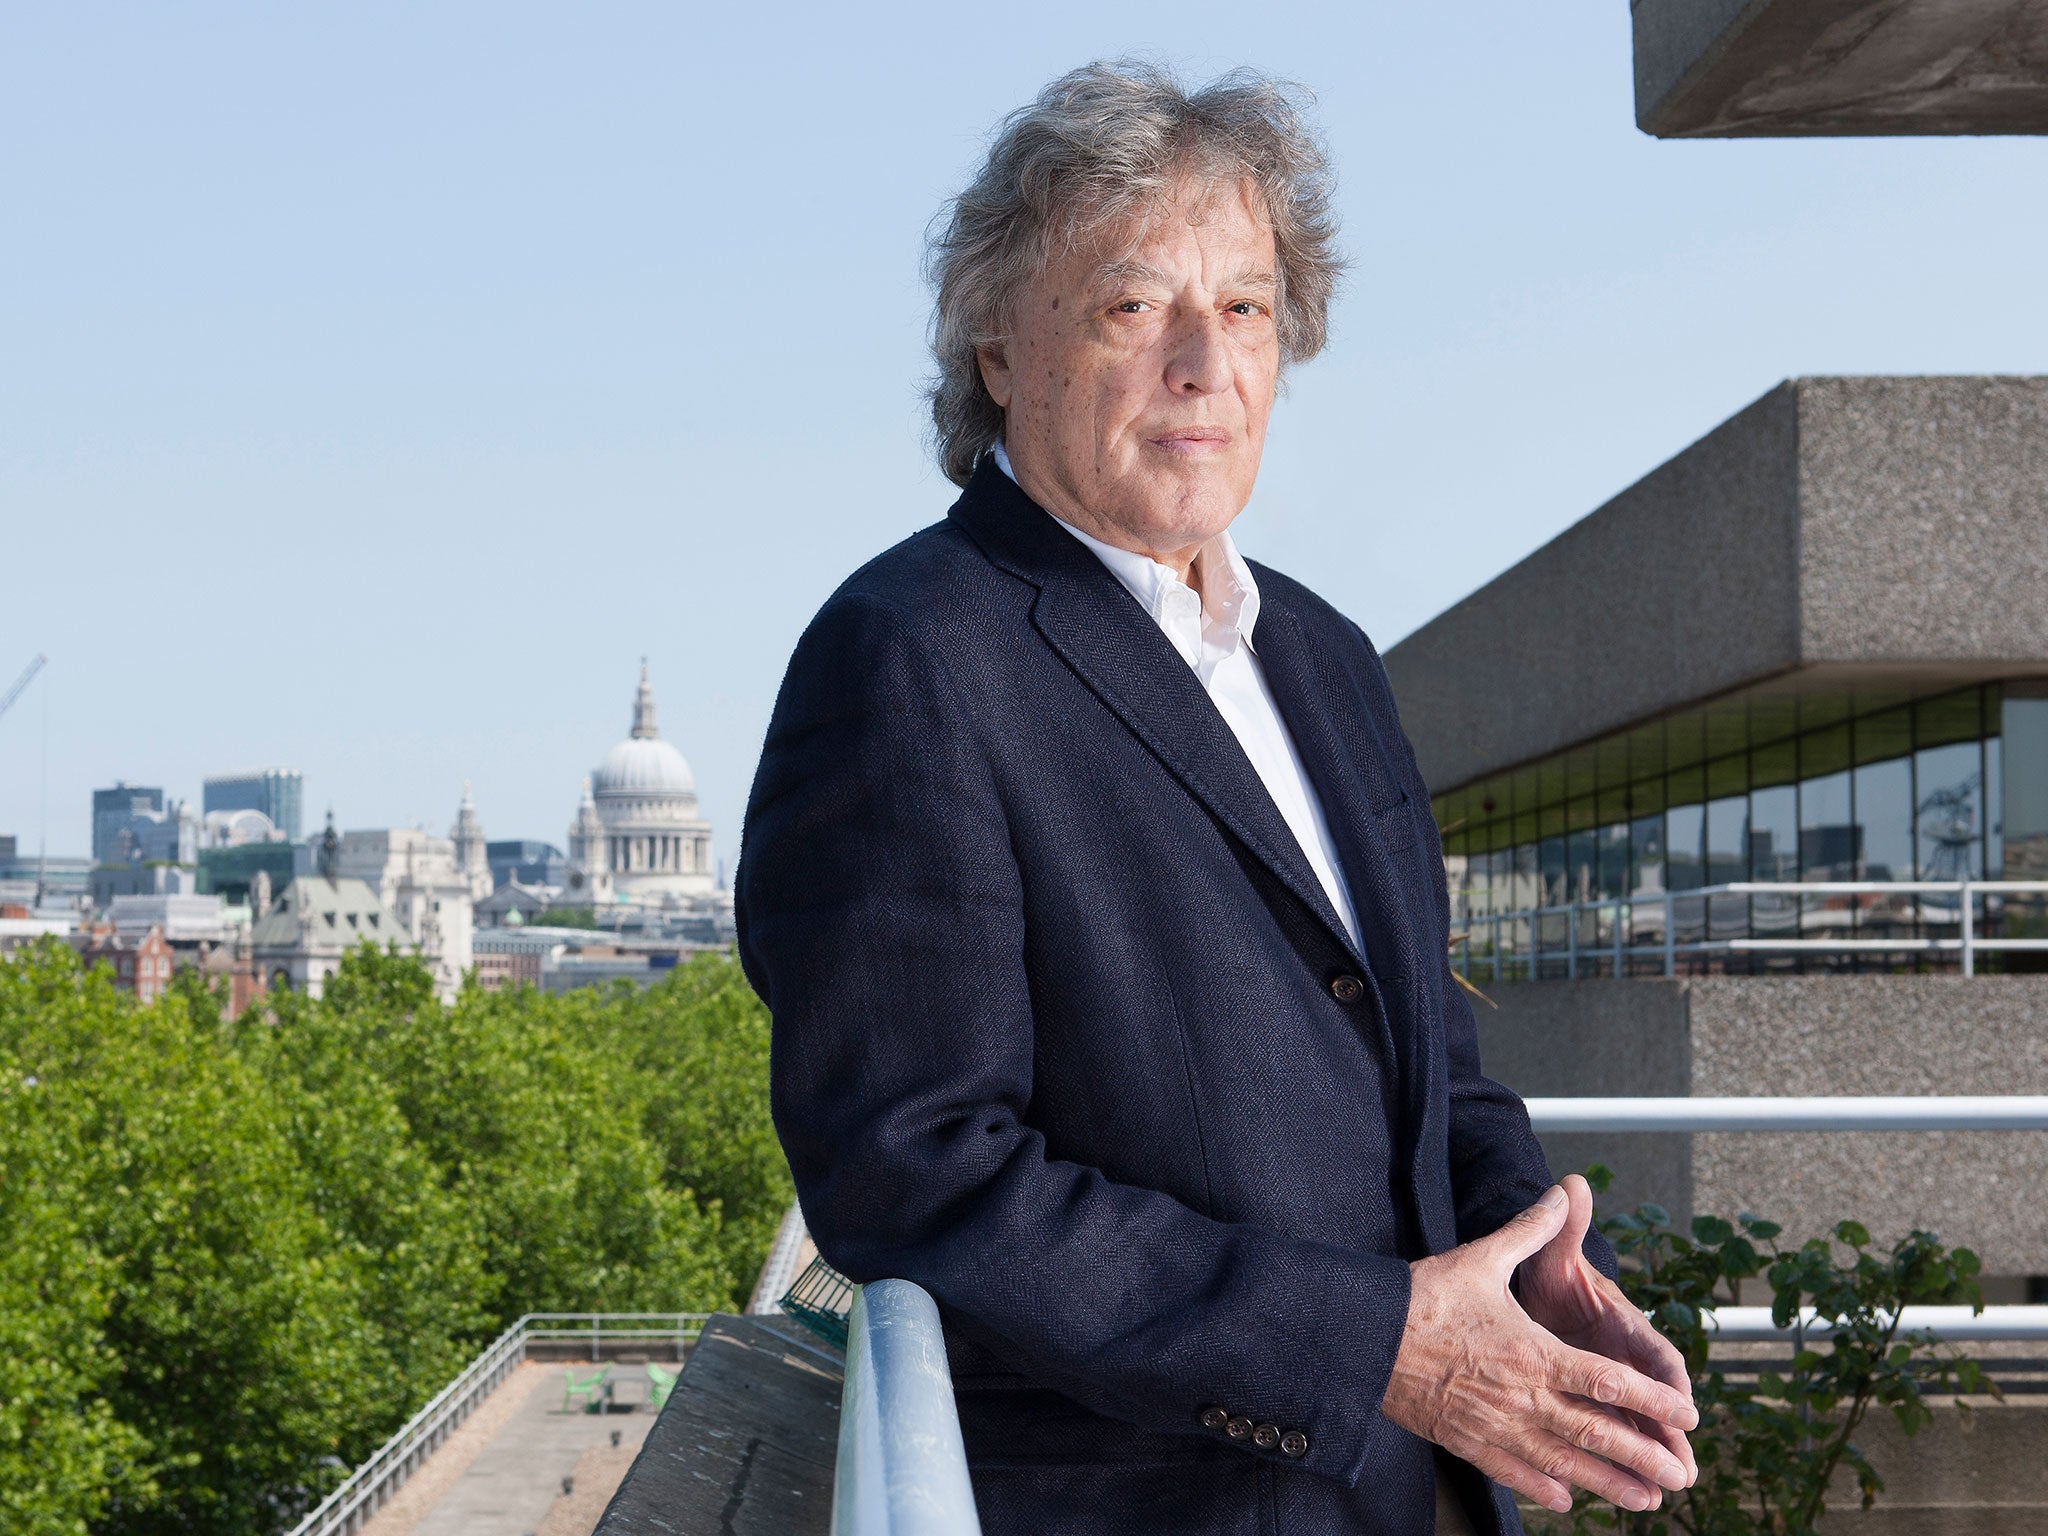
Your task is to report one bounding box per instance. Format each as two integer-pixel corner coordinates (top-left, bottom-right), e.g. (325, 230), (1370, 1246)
(90, 783), (196, 870)
(92, 783), (164, 863)
(485, 838), (565, 890)
(204, 769), (303, 843)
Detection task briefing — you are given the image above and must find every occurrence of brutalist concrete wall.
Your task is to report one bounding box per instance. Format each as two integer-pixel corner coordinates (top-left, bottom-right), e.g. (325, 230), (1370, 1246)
(1385, 377), (2048, 795)
(1689, 976), (2048, 1277)
(1632, 0), (2048, 139)
(1475, 976), (2048, 1277)
(1474, 980), (1695, 1226)
(1385, 386), (1802, 792)
(1798, 378), (2048, 664)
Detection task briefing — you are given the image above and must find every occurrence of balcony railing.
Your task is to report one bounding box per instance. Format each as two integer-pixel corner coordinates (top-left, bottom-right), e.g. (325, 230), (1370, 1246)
(1448, 878), (2048, 980)
(833, 1279), (982, 1536)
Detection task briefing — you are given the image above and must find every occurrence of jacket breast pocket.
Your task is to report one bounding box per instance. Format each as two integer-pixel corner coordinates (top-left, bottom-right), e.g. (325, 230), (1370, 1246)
(1371, 794), (1424, 859)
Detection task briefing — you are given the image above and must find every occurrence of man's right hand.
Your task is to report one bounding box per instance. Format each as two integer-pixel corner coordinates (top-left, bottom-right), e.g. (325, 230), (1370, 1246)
(1380, 1186), (1699, 1516)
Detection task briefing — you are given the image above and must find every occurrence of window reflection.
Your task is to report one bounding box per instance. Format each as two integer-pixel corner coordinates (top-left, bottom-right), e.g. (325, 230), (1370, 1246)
(1437, 683), (2045, 976)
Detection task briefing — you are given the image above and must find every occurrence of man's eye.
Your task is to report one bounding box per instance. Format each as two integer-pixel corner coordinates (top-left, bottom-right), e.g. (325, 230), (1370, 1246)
(1113, 300), (1152, 313)
(1228, 301), (1267, 317)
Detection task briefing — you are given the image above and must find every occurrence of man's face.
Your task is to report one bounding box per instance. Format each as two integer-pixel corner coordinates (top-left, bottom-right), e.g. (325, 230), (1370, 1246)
(978, 177), (1282, 565)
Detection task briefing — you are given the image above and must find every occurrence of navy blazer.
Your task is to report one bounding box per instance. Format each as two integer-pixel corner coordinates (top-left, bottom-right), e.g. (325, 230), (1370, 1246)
(739, 462), (1597, 1535)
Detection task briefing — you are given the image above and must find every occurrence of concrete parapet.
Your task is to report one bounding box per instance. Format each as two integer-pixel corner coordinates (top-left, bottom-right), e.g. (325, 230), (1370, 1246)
(1475, 976), (2048, 1275)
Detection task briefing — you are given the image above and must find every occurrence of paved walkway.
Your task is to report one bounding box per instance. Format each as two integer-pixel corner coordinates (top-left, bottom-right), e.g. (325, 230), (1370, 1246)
(362, 1361), (661, 1536)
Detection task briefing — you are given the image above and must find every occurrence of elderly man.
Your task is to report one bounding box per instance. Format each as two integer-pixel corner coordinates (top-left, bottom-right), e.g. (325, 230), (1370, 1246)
(738, 62), (1697, 1535)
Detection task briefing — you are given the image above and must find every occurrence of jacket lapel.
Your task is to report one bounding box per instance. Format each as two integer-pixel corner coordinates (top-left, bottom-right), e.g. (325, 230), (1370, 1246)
(1244, 590), (1440, 1151)
(950, 464), (1362, 964)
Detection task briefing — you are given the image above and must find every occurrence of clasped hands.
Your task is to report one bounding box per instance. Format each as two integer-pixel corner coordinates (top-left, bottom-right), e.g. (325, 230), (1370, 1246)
(1381, 1174), (1699, 1516)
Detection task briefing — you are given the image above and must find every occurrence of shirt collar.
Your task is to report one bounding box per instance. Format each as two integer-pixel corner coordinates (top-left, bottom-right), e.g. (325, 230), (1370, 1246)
(990, 440), (1261, 647)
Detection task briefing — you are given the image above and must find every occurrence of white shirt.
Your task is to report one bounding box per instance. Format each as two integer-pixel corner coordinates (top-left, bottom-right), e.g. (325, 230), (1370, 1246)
(992, 442), (1361, 949)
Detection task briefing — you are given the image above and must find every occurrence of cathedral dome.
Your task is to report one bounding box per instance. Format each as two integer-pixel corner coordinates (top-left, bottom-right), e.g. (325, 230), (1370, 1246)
(594, 735), (696, 796)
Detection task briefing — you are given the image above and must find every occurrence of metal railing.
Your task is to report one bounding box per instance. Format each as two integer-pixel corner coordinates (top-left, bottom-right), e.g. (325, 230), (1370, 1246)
(1524, 1094), (2048, 1344)
(284, 1312), (709, 1536)
(833, 1279), (982, 1536)
(1526, 1095), (2048, 1132)
(1449, 878), (2048, 980)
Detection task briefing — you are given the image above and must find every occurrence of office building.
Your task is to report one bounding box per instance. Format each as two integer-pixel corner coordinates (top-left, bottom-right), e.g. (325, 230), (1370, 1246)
(203, 768), (304, 843)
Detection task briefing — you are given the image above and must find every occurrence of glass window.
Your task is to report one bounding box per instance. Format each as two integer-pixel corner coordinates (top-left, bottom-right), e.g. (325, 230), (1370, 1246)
(1597, 736), (1630, 791)
(1752, 738), (1797, 791)
(1800, 770), (1854, 879)
(1566, 747), (1597, 801)
(1628, 725), (1666, 784)
(1914, 741), (1983, 882)
(1750, 785), (1798, 881)
(1666, 804), (1706, 891)
(1855, 708), (1912, 768)
(1915, 689), (1981, 750)
(1566, 796), (1596, 833)
(1512, 841), (1540, 912)
(1987, 735), (2004, 879)
(1801, 723), (1851, 781)
(1706, 753), (1747, 802)
(2002, 690), (2048, 879)
(1706, 795), (1750, 885)
(1567, 828), (1597, 903)
(1597, 786), (1629, 827)
(1628, 776), (1665, 819)
(1704, 704), (1748, 762)
(1631, 813), (1666, 896)
(1853, 757), (1914, 881)
(1540, 835), (1568, 907)
(1667, 713), (1705, 773)
(1597, 823), (1630, 901)
(1667, 765), (1704, 811)
(1538, 758), (1567, 810)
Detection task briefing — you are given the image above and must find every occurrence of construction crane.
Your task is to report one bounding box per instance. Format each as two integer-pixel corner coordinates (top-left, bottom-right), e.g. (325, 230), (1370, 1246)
(0, 653), (46, 726)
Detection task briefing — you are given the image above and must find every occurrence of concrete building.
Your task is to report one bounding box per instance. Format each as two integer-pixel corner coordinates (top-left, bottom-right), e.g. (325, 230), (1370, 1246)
(1384, 376), (2048, 1288)
(450, 782), (494, 902)
(204, 768), (303, 842)
(1632, 0), (2048, 138)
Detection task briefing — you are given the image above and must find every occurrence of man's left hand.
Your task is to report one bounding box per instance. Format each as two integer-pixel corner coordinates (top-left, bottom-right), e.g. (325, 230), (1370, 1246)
(1517, 1173), (1700, 1489)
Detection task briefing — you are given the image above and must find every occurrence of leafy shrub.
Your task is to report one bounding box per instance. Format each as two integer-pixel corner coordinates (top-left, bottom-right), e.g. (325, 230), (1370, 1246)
(0, 940), (789, 1536)
(1540, 1166), (1995, 1536)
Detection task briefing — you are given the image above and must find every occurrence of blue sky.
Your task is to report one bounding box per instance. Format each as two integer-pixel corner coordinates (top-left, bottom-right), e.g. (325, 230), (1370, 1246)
(5, 2), (2045, 871)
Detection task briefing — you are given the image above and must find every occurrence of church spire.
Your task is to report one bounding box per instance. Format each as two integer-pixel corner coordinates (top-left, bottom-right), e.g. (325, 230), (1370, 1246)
(631, 658), (659, 739)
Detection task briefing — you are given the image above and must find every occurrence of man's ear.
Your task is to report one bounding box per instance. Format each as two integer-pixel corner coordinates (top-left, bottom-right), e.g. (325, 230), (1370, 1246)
(977, 342), (1014, 410)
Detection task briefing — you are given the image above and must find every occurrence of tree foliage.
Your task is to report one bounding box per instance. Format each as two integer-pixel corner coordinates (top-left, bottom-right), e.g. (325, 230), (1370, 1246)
(0, 940), (789, 1536)
(1541, 1166), (1993, 1536)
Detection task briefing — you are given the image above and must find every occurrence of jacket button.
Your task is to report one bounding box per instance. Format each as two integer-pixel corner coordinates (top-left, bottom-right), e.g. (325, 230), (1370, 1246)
(1252, 1423), (1280, 1451)
(1225, 1416), (1253, 1441)
(1199, 1405), (1228, 1431)
(1330, 974), (1364, 1003)
(1279, 1429), (1309, 1459)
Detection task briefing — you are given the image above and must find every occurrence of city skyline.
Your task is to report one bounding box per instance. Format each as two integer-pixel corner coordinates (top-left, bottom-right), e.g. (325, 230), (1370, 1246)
(7, 3), (2048, 871)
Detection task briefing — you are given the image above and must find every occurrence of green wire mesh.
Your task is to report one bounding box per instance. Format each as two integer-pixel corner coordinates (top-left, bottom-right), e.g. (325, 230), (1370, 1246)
(778, 1255), (856, 1349)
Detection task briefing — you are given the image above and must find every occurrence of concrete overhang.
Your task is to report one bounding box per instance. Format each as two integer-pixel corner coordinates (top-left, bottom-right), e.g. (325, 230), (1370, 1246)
(1634, 0), (2048, 137)
(1382, 376), (2048, 793)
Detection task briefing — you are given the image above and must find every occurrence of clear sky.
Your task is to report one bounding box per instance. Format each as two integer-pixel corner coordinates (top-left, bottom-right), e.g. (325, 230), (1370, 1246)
(5, 3), (2045, 872)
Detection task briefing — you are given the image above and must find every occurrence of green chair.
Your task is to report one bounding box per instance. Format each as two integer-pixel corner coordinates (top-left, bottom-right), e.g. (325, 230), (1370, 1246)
(563, 1363), (611, 1413)
(646, 1360), (677, 1410)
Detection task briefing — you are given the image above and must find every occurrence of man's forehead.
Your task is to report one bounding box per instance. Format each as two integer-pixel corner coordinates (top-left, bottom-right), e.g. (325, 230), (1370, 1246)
(1088, 256), (1279, 293)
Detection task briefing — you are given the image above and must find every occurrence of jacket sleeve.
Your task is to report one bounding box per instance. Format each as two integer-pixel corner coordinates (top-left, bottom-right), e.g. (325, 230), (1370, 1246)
(738, 591), (1416, 1489)
(1363, 635), (1620, 1280)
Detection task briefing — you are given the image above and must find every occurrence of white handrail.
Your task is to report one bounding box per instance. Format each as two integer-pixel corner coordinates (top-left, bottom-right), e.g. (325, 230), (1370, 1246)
(1526, 1096), (2048, 1131)
(1705, 1304), (2048, 1342)
(833, 1280), (982, 1536)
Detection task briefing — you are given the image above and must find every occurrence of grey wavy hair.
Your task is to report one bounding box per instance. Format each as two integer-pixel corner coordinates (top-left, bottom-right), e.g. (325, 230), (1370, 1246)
(926, 60), (1344, 487)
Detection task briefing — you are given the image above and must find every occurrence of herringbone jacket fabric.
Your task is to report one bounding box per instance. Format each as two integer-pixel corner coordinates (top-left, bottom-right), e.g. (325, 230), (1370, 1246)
(738, 461), (1599, 1535)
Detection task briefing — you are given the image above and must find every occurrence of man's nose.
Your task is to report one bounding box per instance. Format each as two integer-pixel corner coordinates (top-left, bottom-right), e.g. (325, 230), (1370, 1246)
(1164, 314), (1233, 396)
